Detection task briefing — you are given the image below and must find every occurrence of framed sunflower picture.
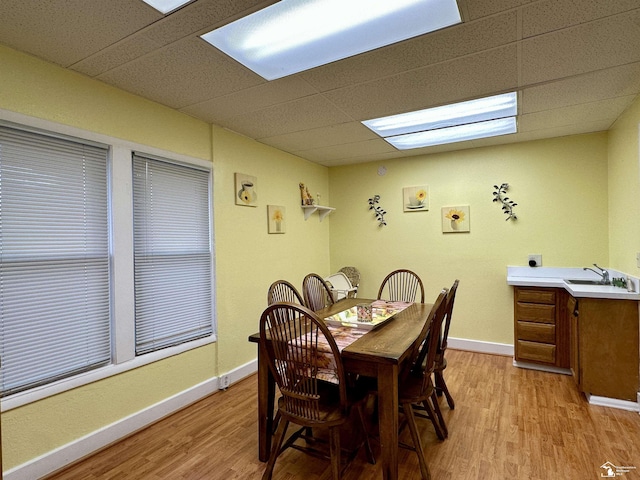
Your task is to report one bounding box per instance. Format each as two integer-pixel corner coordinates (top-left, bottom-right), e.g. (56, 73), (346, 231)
(403, 185), (429, 212)
(442, 205), (470, 233)
(267, 205), (286, 234)
(235, 172), (258, 207)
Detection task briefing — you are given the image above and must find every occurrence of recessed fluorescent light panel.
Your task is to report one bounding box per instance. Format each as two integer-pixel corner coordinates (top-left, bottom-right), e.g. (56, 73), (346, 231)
(363, 92), (518, 149)
(200, 0), (461, 80)
(141, 0), (191, 14)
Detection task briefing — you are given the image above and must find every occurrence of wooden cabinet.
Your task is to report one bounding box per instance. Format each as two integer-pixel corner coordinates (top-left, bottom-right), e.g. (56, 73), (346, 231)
(514, 286), (570, 368)
(569, 296), (639, 401)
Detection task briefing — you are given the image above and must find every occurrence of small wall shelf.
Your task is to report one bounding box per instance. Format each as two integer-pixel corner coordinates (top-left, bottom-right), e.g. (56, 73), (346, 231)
(302, 205), (335, 222)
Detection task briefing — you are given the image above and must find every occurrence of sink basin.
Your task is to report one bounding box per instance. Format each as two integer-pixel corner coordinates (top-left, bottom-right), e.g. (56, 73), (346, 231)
(565, 279), (607, 285)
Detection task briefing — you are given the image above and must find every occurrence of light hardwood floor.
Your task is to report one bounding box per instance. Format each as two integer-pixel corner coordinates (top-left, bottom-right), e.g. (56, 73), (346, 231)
(46, 350), (640, 479)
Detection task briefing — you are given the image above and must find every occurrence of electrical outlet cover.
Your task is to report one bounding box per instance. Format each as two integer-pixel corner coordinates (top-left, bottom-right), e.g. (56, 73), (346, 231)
(528, 254), (542, 267)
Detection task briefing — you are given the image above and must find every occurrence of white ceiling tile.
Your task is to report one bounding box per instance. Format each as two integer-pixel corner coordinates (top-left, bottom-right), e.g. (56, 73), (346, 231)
(222, 95), (353, 140)
(300, 11), (518, 92)
(0, 0), (161, 66)
(464, 0), (532, 20)
(293, 139), (398, 165)
(98, 37), (264, 109)
(180, 76), (318, 124)
(71, 34), (163, 77)
(522, 63), (640, 114)
(519, 97), (633, 132)
(511, 123), (610, 144)
(521, 10), (640, 85)
(323, 45), (518, 120)
(522, 0), (640, 38)
(290, 139), (396, 163)
(261, 122), (378, 152)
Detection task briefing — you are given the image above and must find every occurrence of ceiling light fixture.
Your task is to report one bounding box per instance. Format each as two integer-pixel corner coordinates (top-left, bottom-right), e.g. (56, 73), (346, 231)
(200, 0), (461, 80)
(363, 92), (518, 149)
(141, 0), (191, 14)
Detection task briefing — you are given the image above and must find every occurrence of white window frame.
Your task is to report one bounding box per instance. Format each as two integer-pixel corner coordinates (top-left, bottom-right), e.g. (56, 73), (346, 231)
(0, 110), (216, 412)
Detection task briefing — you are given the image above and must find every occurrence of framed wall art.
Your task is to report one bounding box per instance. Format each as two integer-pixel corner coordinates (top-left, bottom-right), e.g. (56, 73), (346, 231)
(403, 185), (429, 212)
(442, 205), (470, 233)
(235, 173), (257, 207)
(267, 205), (286, 234)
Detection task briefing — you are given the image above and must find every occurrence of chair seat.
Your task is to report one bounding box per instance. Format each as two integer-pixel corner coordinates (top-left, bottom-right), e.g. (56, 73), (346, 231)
(435, 356), (447, 372)
(278, 379), (371, 427)
(398, 373), (435, 404)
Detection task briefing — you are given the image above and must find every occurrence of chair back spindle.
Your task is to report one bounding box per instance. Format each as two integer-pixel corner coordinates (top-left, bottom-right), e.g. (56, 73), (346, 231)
(267, 279), (304, 306)
(377, 269), (425, 303)
(302, 273), (336, 312)
(400, 289), (447, 386)
(260, 303), (347, 422)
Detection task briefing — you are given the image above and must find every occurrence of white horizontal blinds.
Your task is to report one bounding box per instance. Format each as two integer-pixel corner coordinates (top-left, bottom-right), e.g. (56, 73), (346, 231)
(132, 154), (213, 355)
(0, 125), (110, 396)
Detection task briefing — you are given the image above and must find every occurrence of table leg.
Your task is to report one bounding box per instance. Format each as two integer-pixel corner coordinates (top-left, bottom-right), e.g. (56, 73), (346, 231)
(377, 363), (399, 480)
(257, 343), (275, 462)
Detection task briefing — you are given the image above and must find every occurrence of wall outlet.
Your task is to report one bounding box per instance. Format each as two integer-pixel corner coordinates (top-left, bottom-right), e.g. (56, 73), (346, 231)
(637, 252), (640, 269)
(528, 254), (542, 267)
(219, 375), (230, 390)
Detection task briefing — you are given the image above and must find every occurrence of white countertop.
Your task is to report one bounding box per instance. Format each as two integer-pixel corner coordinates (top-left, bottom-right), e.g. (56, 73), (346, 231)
(507, 266), (640, 300)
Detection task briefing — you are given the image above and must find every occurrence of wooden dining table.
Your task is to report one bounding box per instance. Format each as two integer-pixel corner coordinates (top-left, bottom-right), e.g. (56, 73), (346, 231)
(248, 297), (435, 480)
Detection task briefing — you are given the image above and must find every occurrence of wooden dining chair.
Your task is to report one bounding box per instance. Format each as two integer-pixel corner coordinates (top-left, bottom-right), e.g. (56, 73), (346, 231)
(267, 279), (304, 305)
(259, 302), (374, 480)
(398, 289), (449, 480)
(377, 269), (425, 303)
(302, 273), (336, 311)
(434, 279), (459, 409)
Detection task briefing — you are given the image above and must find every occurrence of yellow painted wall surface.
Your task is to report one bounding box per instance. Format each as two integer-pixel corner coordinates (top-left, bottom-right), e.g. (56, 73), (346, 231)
(329, 134), (609, 345)
(0, 45), (330, 470)
(0, 45), (211, 160)
(608, 95), (640, 274)
(211, 125), (331, 375)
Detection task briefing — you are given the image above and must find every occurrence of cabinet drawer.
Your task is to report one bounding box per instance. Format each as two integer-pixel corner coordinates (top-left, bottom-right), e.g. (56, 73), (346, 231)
(516, 303), (556, 324)
(517, 340), (556, 364)
(517, 321), (556, 343)
(516, 288), (556, 305)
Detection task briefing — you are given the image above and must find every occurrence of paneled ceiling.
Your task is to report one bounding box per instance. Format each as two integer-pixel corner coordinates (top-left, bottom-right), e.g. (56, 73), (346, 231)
(1, 0), (639, 166)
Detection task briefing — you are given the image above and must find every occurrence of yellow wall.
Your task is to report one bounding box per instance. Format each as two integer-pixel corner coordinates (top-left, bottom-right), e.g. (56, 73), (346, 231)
(329, 134), (610, 344)
(211, 125), (331, 374)
(608, 95), (640, 274)
(0, 45), (330, 470)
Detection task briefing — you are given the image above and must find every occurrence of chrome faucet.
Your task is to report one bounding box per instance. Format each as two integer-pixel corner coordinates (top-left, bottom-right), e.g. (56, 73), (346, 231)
(583, 264), (610, 285)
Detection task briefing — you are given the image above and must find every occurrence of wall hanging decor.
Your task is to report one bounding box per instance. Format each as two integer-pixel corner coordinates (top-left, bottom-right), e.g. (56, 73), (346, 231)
(368, 194), (387, 227)
(442, 205), (470, 233)
(492, 183), (518, 220)
(403, 185), (429, 212)
(267, 205), (286, 233)
(235, 172), (257, 206)
(299, 182), (315, 205)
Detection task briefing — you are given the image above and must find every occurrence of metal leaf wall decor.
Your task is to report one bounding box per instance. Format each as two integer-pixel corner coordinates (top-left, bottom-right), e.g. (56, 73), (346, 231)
(368, 194), (387, 226)
(492, 183), (518, 221)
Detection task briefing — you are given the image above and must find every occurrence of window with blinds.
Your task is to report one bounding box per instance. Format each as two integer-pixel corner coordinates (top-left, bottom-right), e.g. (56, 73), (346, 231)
(0, 125), (111, 396)
(132, 153), (213, 355)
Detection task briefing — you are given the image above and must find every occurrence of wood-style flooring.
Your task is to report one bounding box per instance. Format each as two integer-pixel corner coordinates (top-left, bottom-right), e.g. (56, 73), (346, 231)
(46, 350), (640, 479)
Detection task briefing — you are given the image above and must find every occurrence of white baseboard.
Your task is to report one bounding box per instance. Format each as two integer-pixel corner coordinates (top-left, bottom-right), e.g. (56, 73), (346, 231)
(448, 337), (514, 357)
(5, 360), (258, 480)
(587, 394), (640, 412)
(512, 360), (572, 376)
